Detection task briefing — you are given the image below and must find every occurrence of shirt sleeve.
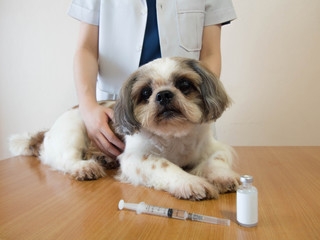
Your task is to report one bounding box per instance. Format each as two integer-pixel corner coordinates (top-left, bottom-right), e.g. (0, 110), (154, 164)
(68, 0), (101, 26)
(205, 0), (237, 26)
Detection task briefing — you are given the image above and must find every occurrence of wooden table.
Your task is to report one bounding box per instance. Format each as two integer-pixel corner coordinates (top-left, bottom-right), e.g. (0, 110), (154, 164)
(1, 147), (319, 239)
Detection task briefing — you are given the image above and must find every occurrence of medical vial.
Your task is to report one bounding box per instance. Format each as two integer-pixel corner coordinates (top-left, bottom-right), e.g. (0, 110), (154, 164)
(237, 175), (258, 227)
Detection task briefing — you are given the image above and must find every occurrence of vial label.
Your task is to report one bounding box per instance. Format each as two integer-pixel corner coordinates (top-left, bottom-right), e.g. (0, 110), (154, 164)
(237, 191), (258, 227)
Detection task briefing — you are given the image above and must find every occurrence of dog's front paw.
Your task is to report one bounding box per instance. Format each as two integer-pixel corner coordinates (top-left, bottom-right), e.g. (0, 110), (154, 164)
(71, 160), (106, 181)
(196, 159), (240, 194)
(171, 176), (219, 200)
(208, 171), (240, 193)
(95, 157), (120, 170)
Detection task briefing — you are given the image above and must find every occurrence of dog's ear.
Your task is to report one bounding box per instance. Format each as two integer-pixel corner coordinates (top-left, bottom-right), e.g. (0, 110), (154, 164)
(184, 59), (232, 122)
(114, 73), (141, 135)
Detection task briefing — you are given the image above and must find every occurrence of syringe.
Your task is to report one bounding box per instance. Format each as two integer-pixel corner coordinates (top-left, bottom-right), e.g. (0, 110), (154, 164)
(118, 200), (230, 226)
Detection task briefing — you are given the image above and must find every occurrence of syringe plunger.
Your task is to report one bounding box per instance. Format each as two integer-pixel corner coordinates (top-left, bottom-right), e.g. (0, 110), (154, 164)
(119, 200), (187, 219)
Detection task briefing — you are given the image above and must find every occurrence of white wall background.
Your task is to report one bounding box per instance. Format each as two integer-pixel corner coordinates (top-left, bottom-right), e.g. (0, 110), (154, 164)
(1, 0), (320, 160)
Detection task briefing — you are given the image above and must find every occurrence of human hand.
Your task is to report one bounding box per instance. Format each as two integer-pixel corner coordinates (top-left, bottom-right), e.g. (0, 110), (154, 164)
(80, 103), (125, 158)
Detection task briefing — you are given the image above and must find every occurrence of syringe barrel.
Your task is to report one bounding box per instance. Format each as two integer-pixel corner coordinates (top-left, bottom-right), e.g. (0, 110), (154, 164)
(142, 204), (188, 220)
(169, 209), (188, 220)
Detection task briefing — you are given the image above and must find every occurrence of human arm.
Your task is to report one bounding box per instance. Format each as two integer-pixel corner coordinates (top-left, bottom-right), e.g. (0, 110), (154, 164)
(199, 24), (222, 79)
(74, 22), (125, 158)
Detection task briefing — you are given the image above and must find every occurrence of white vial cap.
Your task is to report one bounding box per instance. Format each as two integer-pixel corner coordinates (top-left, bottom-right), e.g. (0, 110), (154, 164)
(240, 175), (253, 183)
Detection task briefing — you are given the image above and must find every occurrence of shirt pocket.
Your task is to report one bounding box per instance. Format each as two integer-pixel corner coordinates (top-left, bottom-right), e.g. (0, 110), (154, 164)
(176, 0), (205, 52)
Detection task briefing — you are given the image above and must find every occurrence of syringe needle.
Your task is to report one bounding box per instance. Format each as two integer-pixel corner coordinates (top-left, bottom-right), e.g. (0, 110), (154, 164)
(188, 213), (231, 226)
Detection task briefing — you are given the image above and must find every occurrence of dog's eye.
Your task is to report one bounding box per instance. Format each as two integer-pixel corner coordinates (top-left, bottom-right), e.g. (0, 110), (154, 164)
(140, 86), (153, 101)
(176, 79), (194, 95)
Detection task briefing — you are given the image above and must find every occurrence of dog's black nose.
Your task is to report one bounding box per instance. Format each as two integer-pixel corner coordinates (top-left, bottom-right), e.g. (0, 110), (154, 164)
(156, 90), (174, 106)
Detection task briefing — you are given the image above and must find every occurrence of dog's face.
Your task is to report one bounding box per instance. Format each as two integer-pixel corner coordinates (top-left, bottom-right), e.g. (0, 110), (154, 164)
(114, 57), (231, 137)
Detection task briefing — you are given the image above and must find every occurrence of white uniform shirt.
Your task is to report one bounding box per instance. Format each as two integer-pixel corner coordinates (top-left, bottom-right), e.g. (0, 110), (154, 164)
(68, 0), (236, 100)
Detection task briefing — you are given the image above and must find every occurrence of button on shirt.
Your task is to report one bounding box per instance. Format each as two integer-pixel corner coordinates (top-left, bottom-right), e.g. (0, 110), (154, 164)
(68, 0), (236, 100)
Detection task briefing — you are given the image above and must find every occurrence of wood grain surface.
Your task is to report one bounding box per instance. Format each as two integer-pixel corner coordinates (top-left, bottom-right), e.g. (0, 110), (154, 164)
(1, 147), (319, 239)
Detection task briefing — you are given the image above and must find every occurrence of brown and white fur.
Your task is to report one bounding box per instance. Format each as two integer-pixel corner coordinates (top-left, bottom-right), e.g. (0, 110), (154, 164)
(10, 57), (239, 200)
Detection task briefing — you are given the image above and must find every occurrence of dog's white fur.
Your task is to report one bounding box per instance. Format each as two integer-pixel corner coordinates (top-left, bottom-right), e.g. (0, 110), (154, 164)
(10, 57), (239, 200)
(117, 125), (238, 200)
(10, 105), (108, 180)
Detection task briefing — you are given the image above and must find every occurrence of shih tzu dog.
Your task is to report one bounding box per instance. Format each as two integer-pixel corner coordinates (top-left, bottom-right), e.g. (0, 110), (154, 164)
(10, 57), (239, 200)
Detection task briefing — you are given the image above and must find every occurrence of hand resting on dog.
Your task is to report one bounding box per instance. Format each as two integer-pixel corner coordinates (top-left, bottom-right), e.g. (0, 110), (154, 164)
(79, 101), (124, 158)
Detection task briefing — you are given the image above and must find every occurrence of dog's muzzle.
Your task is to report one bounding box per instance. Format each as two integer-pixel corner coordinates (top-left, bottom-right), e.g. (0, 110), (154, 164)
(156, 90), (174, 106)
(155, 91), (183, 121)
